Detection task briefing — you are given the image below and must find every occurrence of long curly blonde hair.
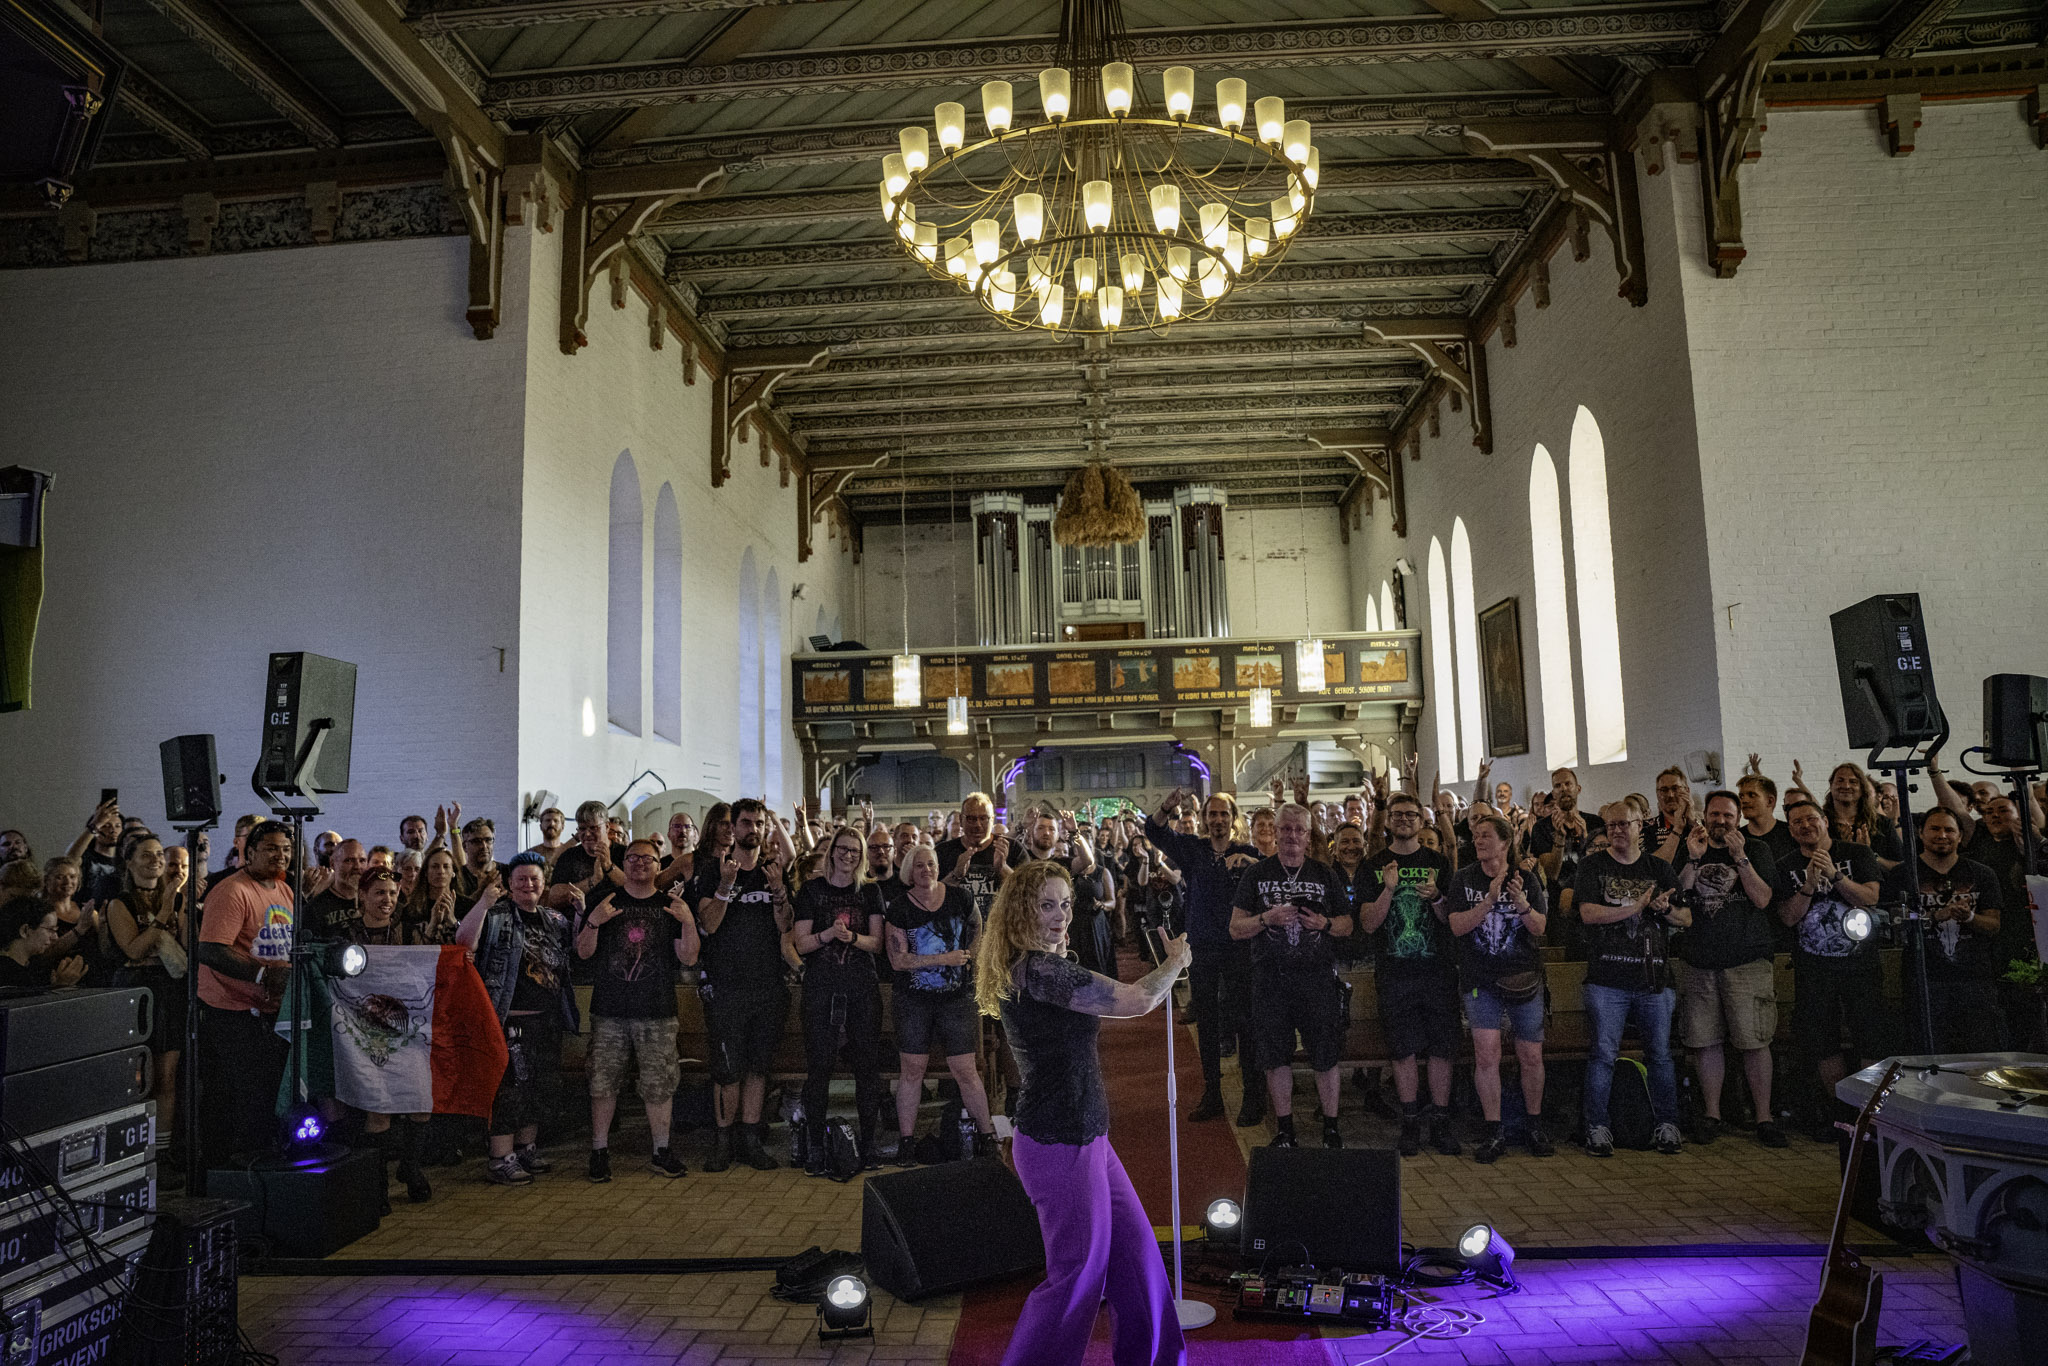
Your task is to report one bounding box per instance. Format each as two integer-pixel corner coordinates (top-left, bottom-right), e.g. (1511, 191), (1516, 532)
(974, 859), (1074, 1019)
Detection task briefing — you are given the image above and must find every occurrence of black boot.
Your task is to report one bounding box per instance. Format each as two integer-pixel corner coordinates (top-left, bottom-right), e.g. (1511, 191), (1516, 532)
(804, 1125), (828, 1178)
(736, 1122), (779, 1171)
(1397, 1104), (1421, 1158)
(394, 1118), (432, 1203)
(704, 1124), (735, 1173)
(1235, 1086), (1267, 1128)
(1189, 1086), (1226, 1122)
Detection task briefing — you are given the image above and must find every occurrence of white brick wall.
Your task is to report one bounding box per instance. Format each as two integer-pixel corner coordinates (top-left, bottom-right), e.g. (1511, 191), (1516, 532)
(1224, 504), (1354, 638)
(857, 521), (976, 649)
(1677, 101), (2048, 779)
(0, 236), (529, 856)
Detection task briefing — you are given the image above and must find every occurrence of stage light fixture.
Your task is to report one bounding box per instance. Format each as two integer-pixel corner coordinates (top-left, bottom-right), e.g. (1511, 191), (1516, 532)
(1205, 1197), (1241, 1238)
(281, 1103), (328, 1156)
(817, 1273), (873, 1340)
(1841, 908), (1873, 942)
(1457, 1222), (1519, 1291)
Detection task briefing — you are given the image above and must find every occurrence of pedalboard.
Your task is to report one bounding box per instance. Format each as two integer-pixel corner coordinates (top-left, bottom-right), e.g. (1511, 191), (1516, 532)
(1230, 1267), (1395, 1328)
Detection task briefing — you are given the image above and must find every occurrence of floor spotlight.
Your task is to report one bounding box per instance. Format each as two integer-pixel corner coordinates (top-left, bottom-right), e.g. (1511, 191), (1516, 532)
(1457, 1222), (1519, 1291)
(1841, 907), (1874, 943)
(1205, 1197), (1242, 1241)
(281, 1103), (327, 1157)
(818, 1273), (872, 1340)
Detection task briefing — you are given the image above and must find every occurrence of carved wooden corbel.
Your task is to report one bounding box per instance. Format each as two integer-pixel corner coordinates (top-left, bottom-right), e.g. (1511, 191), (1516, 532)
(1531, 259), (1551, 309)
(1691, 0), (1828, 278)
(647, 296), (666, 349)
(181, 191), (216, 255)
(716, 344), (837, 488)
(1499, 303), (1518, 348)
(57, 201), (95, 262)
(440, 130), (504, 339)
(305, 181), (339, 244)
(557, 160), (722, 355)
(1463, 118), (1648, 307)
(681, 342), (697, 385)
(798, 451), (887, 562)
(1362, 320), (1492, 454)
(1882, 93), (1921, 156)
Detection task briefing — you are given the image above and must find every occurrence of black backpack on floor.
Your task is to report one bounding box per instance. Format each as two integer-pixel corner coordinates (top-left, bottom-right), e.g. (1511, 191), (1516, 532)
(823, 1118), (863, 1182)
(1608, 1057), (1656, 1150)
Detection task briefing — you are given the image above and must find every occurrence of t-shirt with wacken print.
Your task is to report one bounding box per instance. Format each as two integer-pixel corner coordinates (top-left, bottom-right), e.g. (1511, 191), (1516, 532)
(1445, 863), (1547, 989)
(1882, 855), (2005, 981)
(1774, 841), (1882, 973)
(1231, 854), (1350, 976)
(1573, 850), (1682, 993)
(1362, 847), (1453, 979)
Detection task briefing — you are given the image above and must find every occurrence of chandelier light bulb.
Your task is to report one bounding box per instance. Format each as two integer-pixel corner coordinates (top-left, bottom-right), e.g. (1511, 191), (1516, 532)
(1039, 282), (1065, 327)
(1198, 256), (1227, 299)
(1163, 66), (1194, 120)
(896, 200), (918, 242)
(1224, 229), (1244, 273)
(1256, 96), (1285, 145)
(1249, 685), (1274, 727)
(892, 654), (921, 709)
(1099, 285), (1123, 329)
(1167, 244), (1191, 280)
(1282, 119), (1311, 165)
(1246, 216), (1271, 258)
(1150, 183), (1181, 234)
(1039, 67), (1071, 121)
(935, 101), (965, 152)
(989, 269), (1017, 312)
(981, 80), (1013, 134)
(1119, 251), (1145, 291)
(912, 222), (937, 263)
(1102, 61), (1133, 117)
(1083, 179), (1112, 231)
(899, 125), (930, 173)
(944, 235), (970, 276)
(1015, 192), (1045, 243)
(1296, 638), (1327, 693)
(882, 153), (908, 197)
(971, 217), (1001, 265)
(877, 179), (895, 222)
(1199, 201), (1228, 250)
(1216, 78), (1246, 131)
(1158, 275), (1182, 319)
(1269, 196), (1299, 238)
(1305, 146), (1321, 191)
(1073, 255), (1098, 296)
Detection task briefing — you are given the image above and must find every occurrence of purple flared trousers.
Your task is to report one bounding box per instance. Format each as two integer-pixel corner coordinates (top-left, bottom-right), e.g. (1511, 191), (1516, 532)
(1002, 1132), (1188, 1366)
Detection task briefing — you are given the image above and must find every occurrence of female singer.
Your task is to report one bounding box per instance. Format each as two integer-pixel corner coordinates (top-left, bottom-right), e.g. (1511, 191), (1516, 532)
(974, 859), (1192, 1366)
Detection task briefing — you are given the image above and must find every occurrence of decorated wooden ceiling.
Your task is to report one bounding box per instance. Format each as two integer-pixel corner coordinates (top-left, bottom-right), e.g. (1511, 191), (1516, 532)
(36, 0), (2048, 528)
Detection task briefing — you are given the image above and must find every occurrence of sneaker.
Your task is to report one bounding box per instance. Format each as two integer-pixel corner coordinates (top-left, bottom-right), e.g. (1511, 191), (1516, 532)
(487, 1154), (533, 1185)
(1654, 1123), (1683, 1156)
(649, 1147), (688, 1179)
(1523, 1127), (1556, 1158)
(515, 1143), (551, 1175)
(1321, 1120), (1343, 1150)
(1474, 1131), (1509, 1165)
(1756, 1121), (1790, 1149)
(1267, 1129), (1298, 1149)
(805, 1144), (828, 1178)
(1189, 1088), (1226, 1122)
(1397, 1116), (1421, 1158)
(1584, 1125), (1614, 1158)
(586, 1148), (612, 1184)
(1693, 1115), (1721, 1145)
(1429, 1112), (1460, 1157)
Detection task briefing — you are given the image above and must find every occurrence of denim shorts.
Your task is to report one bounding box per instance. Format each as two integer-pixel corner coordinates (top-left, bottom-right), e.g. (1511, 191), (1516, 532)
(1463, 983), (1546, 1041)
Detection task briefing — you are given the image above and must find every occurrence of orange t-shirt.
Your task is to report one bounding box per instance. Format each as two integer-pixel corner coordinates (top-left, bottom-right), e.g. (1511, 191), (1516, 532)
(198, 871), (295, 1012)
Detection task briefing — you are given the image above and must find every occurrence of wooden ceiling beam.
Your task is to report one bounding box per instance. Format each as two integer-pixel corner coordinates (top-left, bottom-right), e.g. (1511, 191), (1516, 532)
(789, 393), (1404, 440)
(114, 65), (216, 162)
(141, 0), (347, 147)
(408, 0), (831, 36)
(1411, 0), (1610, 100)
(775, 368), (1422, 415)
(482, 6), (1717, 118)
(1879, 0), (1971, 60)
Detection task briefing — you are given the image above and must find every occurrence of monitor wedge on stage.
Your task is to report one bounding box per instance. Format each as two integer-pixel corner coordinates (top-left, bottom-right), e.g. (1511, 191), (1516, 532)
(861, 1157), (1044, 1300)
(1241, 1146), (1402, 1277)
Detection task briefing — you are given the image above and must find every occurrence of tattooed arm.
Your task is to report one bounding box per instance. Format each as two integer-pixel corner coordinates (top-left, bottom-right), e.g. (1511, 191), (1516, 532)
(1020, 935), (1191, 1019)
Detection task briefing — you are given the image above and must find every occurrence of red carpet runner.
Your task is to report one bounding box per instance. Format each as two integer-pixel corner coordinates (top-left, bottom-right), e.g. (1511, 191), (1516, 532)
(946, 949), (1331, 1364)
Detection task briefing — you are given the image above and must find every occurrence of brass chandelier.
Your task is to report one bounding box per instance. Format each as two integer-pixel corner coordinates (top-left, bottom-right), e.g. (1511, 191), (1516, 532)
(878, 0), (1317, 336)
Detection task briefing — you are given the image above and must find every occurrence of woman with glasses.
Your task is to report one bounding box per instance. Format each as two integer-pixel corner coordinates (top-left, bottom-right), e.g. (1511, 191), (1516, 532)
(791, 827), (888, 1172)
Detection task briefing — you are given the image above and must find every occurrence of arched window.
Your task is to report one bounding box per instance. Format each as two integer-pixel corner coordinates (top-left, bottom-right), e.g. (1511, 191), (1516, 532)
(737, 548), (760, 795)
(1450, 518), (1484, 782)
(1365, 597), (1381, 632)
(1569, 406), (1628, 764)
(1380, 580), (1396, 631)
(651, 484), (682, 744)
(1426, 537), (1458, 779)
(814, 605), (828, 641)
(1528, 446), (1579, 769)
(607, 452), (643, 736)
(763, 567), (783, 804)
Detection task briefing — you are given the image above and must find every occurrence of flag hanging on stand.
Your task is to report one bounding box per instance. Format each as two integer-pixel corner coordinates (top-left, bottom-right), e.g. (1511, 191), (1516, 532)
(278, 945), (508, 1118)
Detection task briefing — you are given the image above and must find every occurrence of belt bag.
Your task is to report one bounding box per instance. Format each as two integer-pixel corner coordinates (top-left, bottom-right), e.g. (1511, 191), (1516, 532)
(1491, 969), (1543, 1005)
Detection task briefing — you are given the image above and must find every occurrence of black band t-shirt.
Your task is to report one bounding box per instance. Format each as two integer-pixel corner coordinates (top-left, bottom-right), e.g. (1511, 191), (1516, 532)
(1672, 837), (1779, 970)
(1882, 855), (2005, 981)
(1363, 847), (1453, 978)
(999, 950), (1110, 1146)
(510, 907), (571, 1014)
(1573, 850), (1682, 992)
(793, 876), (885, 991)
(1446, 863), (1547, 988)
(1230, 855), (1350, 976)
(1776, 841), (1882, 973)
(691, 863), (788, 995)
(581, 890), (682, 1019)
(884, 882), (979, 998)
(934, 836), (1023, 920)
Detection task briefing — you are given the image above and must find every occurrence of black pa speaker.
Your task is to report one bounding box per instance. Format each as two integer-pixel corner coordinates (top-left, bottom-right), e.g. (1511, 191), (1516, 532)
(860, 1157), (1044, 1300)
(0, 987), (152, 1075)
(159, 733), (221, 824)
(1829, 594), (1947, 751)
(1984, 674), (2048, 769)
(208, 1148), (383, 1257)
(257, 652), (356, 794)
(1242, 1146), (1402, 1275)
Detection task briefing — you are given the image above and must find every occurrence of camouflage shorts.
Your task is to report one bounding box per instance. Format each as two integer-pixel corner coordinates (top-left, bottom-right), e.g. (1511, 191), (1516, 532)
(586, 1014), (681, 1100)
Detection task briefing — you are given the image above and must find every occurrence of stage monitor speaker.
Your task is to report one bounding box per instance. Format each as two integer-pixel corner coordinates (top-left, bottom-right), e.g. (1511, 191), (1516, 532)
(861, 1156), (1044, 1301)
(0, 987), (152, 1075)
(257, 652), (356, 793)
(1984, 674), (2048, 769)
(1829, 594), (1947, 751)
(1242, 1146), (1402, 1276)
(207, 1148), (382, 1257)
(159, 733), (221, 824)
(0, 1045), (151, 1134)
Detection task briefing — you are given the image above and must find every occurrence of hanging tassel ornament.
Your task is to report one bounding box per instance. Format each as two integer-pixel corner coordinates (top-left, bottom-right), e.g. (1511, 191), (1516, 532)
(1053, 460), (1144, 546)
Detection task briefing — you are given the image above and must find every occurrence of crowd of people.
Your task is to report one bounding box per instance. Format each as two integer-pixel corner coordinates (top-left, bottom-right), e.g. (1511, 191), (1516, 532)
(0, 747), (2040, 1201)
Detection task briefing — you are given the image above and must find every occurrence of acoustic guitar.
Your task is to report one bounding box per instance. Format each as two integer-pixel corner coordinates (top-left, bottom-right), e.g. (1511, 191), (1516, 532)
(1799, 1059), (1907, 1366)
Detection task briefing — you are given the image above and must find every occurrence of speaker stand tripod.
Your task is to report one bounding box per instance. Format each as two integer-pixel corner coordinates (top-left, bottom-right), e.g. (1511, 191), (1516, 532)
(1162, 982), (1214, 1331)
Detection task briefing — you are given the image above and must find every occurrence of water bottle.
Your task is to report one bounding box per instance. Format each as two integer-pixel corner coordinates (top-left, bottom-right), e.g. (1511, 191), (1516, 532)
(789, 1099), (807, 1164)
(958, 1109), (977, 1161)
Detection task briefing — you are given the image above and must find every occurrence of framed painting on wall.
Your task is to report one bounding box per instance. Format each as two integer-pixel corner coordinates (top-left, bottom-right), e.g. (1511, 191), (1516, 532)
(1478, 597), (1530, 758)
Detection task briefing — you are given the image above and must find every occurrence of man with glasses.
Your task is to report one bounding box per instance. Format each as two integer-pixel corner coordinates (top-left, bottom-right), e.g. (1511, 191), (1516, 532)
(864, 820), (896, 883)
(1361, 792), (1459, 1156)
(1575, 801), (1687, 1157)
(692, 798), (795, 1172)
(575, 837), (699, 1181)
(196, 820), (297, 1168)
(456, 817), (509, 902)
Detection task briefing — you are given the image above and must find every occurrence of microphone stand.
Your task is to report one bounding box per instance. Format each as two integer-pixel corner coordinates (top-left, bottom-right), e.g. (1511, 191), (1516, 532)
(1158, 934), (1213, 1330)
